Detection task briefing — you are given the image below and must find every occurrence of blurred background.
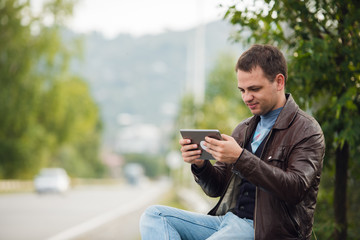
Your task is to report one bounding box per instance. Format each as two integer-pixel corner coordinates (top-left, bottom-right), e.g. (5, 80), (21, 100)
(0, 0), (359, 239)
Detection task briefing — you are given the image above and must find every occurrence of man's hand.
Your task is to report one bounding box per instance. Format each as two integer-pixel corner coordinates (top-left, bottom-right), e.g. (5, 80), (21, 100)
(204, 134), (243, 164)
(179, 138), (205, 167)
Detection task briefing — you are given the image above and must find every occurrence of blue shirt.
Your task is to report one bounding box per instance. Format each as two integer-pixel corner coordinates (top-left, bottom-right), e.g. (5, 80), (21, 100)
(251, 107), (283, 153)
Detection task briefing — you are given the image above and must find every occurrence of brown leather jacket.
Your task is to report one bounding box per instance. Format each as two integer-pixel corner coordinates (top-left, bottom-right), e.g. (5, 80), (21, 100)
(192, 94), (325, 240)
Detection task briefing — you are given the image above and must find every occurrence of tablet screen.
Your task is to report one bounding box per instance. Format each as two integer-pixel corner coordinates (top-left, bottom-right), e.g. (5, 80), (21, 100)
(180, 129), (222, 160)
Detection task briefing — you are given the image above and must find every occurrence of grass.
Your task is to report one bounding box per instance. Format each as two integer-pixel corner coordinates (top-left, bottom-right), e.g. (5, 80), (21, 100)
(159, 187), (189, 210)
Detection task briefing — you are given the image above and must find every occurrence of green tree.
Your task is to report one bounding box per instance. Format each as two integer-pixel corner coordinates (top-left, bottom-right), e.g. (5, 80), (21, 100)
(224, 1), (360, 239)
(40, 77), (105, 177)
(0, 0), (104, 178)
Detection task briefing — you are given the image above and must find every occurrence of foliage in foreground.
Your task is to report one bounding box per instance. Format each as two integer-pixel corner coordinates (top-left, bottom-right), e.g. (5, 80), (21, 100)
(0, 0), (105, 178)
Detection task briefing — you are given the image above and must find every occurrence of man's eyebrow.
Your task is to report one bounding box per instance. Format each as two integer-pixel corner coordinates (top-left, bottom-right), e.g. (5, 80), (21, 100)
(249, 85), (262, 89)
(238, 85), (262, 90)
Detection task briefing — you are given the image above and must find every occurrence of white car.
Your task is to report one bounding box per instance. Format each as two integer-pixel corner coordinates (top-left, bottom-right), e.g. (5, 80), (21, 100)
(34, 168), (70, 194)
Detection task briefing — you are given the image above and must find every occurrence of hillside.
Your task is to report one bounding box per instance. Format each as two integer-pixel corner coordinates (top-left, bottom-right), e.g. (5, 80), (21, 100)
(73, 20), (243, 151)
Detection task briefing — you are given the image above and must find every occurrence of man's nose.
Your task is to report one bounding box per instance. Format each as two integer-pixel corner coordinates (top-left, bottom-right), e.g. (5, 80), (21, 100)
(242, 92), (253, 102)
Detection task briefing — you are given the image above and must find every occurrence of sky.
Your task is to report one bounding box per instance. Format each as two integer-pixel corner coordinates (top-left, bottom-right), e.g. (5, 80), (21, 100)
(50, 0), (234, 39)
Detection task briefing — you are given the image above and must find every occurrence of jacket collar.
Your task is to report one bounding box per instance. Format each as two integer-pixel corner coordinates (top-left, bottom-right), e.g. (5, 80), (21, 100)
(244, 93), (298, 130)
(274, 93), (299, 130)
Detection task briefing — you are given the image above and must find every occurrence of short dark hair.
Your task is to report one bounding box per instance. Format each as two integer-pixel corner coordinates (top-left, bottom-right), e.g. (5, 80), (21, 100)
(235, 44), (287, 84)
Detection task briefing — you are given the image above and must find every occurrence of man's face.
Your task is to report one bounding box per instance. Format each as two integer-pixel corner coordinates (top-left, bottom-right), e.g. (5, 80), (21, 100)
(237, 66), (284, 116)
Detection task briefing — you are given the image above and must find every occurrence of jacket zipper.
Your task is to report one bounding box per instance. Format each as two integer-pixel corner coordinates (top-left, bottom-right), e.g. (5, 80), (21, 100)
(254, 129), (273, 239)
(254, 187), (257, 239)
(241, 124), (259, 238)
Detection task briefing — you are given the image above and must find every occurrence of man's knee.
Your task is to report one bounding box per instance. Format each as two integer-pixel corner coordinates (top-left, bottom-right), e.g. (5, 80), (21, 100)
(140, 205), (164, 228)
(142, 205), (164, 218)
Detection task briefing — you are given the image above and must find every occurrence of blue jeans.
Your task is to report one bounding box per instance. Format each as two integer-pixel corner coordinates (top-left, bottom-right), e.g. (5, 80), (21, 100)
(139, 205), (254, 240)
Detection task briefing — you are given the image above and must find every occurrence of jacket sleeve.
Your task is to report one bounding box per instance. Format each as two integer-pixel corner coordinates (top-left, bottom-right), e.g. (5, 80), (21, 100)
(192, 118), (251, 198)
(232, 126), (325, 205)
(191, 160), (232, 198)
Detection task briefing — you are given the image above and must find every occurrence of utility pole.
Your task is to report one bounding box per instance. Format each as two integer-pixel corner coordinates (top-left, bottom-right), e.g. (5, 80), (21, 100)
(185, 0), (205, 106)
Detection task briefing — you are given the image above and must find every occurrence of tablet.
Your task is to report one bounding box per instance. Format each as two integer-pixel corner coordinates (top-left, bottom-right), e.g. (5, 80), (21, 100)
(180, 129), (222, 160)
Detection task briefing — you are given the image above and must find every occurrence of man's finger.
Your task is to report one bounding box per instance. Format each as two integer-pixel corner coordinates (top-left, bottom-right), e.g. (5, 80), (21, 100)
(221, 134), (231, 140)
(181, 144), (199, 152)
(179, 138), (191, 145)
(205, 136), (221, 146)
(183, 149), (201, 156)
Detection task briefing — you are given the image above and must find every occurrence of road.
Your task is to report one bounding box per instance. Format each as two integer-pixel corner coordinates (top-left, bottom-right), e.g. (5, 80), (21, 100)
(0, 180), (171, 240)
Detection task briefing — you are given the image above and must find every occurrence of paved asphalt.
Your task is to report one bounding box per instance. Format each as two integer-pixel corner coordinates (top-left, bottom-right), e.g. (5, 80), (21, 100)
(0, 180), (170, 240)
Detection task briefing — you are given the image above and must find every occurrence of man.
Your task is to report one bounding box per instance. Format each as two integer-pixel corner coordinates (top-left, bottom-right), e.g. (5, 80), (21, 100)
(140, 44), (325, 240)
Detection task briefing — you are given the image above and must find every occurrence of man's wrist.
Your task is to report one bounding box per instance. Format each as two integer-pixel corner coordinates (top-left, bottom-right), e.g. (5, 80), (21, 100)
(231, 148), (243, 164)
(194, 160), (205, 168)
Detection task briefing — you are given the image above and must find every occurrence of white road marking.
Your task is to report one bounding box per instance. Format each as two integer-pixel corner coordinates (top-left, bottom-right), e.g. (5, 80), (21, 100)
(47, 181), (170, 240)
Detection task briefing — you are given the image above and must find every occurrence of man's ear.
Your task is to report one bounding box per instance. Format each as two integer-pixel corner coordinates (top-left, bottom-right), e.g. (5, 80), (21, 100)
(275, 74), (285, 91)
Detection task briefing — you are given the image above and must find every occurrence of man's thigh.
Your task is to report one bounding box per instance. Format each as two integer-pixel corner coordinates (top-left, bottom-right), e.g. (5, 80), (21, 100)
(145, 205), (223, 240)
(207, 212), (254, 240)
